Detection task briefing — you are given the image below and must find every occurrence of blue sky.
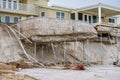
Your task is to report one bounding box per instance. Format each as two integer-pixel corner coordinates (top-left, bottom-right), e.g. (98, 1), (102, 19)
(48, 0), (120, 24)
(48, 0), (120, 8)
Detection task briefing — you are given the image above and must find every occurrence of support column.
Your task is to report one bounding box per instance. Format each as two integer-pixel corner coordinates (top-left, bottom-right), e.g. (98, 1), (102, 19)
(51, 43), (57, 65)
(34, 42), (37, 59)
(100, 33), (103, 64)
(98, 6), (102, 24)
(75, 11), (78, 21)
(83, 41), (85, 62)
(63, 41), (66, 65)
(41, 45), (44, 62)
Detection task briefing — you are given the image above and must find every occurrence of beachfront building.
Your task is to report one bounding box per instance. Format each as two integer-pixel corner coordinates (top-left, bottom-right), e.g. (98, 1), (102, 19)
(77, 3), (120, 27)
(39, 5), (75, 20)
(0, 0), (120, 27)
(0, 0), (49, 23)
(38, 3), (120, 27)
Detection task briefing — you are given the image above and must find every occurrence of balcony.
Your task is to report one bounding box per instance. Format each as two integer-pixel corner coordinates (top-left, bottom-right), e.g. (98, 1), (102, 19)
(0, 1), (38, 15)
(91, 18), (117, 28)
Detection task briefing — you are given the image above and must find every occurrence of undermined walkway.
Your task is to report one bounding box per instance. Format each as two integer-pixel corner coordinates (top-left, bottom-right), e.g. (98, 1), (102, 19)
(0, 17), (120, 66)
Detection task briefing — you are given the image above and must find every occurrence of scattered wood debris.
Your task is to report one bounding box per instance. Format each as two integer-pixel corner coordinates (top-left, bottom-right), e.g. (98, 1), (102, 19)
(0, 63), (17, 71)
(6, 60), (40, 69)
(114, 62), (120, 67)
(71, 63), (85, 70)
(0, 62), (38, 80)
(0, 73), (38, 80)
(50, 63), (85, 70)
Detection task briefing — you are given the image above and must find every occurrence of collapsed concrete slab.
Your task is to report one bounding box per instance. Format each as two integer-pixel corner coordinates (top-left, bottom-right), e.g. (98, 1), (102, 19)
(17, 17), (97, 43)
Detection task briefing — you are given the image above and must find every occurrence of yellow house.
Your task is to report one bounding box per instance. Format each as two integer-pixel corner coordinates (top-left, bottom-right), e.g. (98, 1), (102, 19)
(0, 0), (49, 23)
(77, 3), (120, 27)
(52, 3), (120, 27)
(39, 5), (75, 20)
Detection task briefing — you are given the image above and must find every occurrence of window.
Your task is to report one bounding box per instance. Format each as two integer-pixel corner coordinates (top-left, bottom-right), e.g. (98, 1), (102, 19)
(14, 17), (18, 23)
(89, 16), (91, 23)
(8, 0), (12, 9)
(78, 13), (83, 20)
(41, 12), (45, 17)
(61, 13), (65, 18)
(13, 1), (17, 10)
(85, 15), (87, 21)
(56, 12), (65, 19)
(109, 18), (115, 23)
(3, 0), (7, 9)
(5, 16), (10, 23)
(2, 0), (18, 10)
(0, 16), (1, 22)
(70, 13), (75, 20)
(93, 16), (97, 23)
(56, 12), (60, 18)
(101, 17), (104, 19)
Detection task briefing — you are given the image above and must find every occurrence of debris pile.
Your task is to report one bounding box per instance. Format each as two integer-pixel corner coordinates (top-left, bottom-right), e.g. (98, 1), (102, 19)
(0, 63), (16, 71)
(0, 72), (37, 80)
(0, 63), (38, 80)
(50, 63), (85, 70)
(71, 63), (85, 70)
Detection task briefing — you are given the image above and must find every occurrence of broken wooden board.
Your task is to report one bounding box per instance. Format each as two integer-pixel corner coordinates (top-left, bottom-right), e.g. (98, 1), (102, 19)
(49, 63), (85, 70)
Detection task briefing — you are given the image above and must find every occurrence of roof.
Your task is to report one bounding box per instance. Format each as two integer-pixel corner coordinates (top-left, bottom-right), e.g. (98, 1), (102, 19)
(52, 5), (75, 10)
(39, 5), (75, 12)
(77, 3), (120, 16)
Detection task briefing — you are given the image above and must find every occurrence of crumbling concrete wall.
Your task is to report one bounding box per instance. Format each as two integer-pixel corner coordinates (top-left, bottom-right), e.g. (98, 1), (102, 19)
(23, 39), (120, 65)
(0, 23), (23, 63)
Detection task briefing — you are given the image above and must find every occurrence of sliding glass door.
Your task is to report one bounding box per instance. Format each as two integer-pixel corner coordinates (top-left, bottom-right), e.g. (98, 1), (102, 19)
(3, 0), (7, 9)
(2, 0), (18, 10)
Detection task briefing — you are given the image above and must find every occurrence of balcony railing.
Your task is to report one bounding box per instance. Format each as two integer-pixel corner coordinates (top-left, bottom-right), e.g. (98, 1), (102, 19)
(0, 1), (38, 15)
(92, 19), (117, 27)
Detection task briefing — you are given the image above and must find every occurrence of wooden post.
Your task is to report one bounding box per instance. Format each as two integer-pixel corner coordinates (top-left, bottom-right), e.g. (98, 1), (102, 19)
(100, 33), (103, 64)
(116, 36), (119, 63)
(74, 39), (78, 63)
(74, 42), (76, 63)
(83, 41), (85, 62)
(63, 41), (66, 65)
(41, 45), (44, 62)
(75, 39), (78, 62)
(51, 43), (57, 65)
(34, 42), (37, 59)
(86, 39), (88, 64)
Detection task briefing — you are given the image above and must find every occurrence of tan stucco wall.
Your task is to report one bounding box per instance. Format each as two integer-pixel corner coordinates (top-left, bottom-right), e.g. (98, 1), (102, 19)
(0, 13), (27, 23)
(39, 7), (71, 20)
(27, 0), (48, 6)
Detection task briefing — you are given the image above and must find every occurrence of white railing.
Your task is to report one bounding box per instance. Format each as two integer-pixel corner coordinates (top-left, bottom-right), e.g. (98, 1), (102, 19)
(0, 1), (37, 14)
